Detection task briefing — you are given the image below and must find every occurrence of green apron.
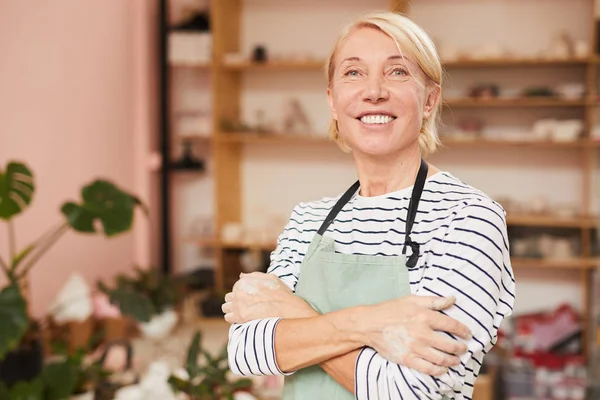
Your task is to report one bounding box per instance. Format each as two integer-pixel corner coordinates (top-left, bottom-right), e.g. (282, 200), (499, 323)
(282, 159), (437, 400)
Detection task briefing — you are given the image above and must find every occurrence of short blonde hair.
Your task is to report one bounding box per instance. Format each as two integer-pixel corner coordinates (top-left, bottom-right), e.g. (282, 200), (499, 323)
(325, 11), (442, 156)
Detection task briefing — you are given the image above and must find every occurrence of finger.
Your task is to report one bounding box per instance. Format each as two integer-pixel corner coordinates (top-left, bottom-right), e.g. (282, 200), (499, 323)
(224, 313), (235, 324)
(429, 313), (472, 340)
(224, 292), (233, 302)
(412, 342), (462, 368)
(424, 331), (468, 356)
(222, 302), (233, 314)
(402, 353), (448, 377)
(413, 295), (456, 310)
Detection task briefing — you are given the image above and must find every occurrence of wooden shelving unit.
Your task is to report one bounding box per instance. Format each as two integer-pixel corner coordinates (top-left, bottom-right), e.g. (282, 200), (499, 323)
(220, 60), (325, 71)
(442, 57), (590, 68)
(444, 98), (589, 108)
(159, 0), (600, 378)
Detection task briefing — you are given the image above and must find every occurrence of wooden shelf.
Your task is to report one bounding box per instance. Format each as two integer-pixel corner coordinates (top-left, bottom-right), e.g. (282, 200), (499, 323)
(220, 241), (275, 251)
(220, 60), (325, 71)
(217, 132), (331, 144)
(216, 134), (599, 148)
(442, 57), (590, 68)
(444, 98), (588, 108)
(511, 257), (600, 270)
(441, 138), (600, 149)
(506, 214), (598, 228)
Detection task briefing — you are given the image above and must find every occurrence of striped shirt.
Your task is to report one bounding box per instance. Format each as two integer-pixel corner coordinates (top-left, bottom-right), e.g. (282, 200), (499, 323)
(228, 170), (516, 400)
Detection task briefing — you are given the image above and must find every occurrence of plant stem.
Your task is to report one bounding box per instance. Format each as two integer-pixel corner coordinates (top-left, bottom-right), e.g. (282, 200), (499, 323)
(8, 219), (16, 264)
(0, 255), (9, 278)
(16, 222), (70, 280)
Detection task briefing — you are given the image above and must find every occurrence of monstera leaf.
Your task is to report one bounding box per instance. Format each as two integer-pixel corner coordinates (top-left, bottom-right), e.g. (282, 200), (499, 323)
(0, 284), (28, 360)
(97, 280), (155, 323)
(61, 179), (145, 237)
(0, 162), (34, 221)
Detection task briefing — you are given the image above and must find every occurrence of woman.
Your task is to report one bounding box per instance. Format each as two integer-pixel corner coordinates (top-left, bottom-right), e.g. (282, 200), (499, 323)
(222, 10), (515, 400)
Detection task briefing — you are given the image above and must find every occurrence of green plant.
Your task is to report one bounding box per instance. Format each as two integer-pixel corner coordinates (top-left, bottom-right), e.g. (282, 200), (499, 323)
(0, 160), (146, 360)
(0, 345), (112, 400)
(97, 266), (186, 323)
(168, 332), (253, 400)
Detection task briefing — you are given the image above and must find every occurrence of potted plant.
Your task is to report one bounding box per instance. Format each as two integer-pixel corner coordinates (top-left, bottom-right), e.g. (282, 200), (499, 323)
(97, 267), (187, 339)
(168, 331), (253, 400)
(0, 160), (145, 388)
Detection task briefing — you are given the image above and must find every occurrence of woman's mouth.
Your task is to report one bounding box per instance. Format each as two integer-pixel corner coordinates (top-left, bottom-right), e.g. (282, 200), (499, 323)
(358, 114), (397, 125)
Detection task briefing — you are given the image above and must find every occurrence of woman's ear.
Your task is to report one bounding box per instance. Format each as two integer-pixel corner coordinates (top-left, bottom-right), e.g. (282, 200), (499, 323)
(423, 84), (441, 119)
(327, 87), (338, 121)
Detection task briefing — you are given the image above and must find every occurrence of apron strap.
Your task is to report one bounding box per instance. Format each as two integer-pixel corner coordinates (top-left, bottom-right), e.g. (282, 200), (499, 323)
(402, 158), (428, 267)
(317, 180), (361, 235)
(316, 159), (429, 268)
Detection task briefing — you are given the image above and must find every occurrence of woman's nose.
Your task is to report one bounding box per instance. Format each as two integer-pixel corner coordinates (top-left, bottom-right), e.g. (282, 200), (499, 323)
(362, 76), (389, 103)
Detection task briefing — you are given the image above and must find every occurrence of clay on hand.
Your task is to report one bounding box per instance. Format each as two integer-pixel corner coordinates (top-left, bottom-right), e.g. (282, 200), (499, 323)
(222, 272), (317, 323)
(362, 295), (472, 376)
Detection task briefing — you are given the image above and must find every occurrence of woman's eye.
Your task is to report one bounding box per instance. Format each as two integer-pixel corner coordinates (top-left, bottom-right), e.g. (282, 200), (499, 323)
(391, 68), (407, 76)
(344, 69), (360, 76)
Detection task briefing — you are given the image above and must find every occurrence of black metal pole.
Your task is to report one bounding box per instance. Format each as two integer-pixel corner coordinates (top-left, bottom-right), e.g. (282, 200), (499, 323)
(158, 0), (171, 275)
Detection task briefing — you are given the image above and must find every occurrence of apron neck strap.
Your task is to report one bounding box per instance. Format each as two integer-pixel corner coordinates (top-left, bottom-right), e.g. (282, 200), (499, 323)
(317, 180), (360, 236)
(317, 159), (429, 267)
(402, 158), (428, 267)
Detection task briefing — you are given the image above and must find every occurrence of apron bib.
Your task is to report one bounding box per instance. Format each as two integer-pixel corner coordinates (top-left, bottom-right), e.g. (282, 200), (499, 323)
(282, 160), (446, 400)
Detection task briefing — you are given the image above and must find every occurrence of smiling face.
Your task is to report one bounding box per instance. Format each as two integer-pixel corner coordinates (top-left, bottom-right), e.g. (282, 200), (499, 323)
(327, 26), (439, 159)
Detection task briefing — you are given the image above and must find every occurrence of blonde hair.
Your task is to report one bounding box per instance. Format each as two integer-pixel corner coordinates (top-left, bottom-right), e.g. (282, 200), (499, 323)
(325, 11), (442, 156)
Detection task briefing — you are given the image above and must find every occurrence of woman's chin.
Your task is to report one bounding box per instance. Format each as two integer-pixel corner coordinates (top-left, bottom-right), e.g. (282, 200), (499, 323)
(352, 142), (397, 158)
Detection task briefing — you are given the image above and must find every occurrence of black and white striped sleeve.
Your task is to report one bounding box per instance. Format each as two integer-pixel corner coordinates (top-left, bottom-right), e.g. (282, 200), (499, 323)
(227, 206), (304, 377)
(354, 201), (516, 400)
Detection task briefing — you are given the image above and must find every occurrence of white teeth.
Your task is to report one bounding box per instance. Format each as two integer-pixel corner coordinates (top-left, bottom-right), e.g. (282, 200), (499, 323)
(360, 115), (394, 124)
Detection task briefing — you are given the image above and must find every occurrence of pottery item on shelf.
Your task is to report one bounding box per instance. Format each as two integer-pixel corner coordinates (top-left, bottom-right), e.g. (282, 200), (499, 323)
(240, 250), (263, 273)
(547, 32), (574, 59)
(556, 83), (586, 100)
(281, 98), (312, 134)
(529, 195), (548, 214)
(171, 141), (205, 171)
(221, 222), (244, 243)
(532, 119), (556, 140)
(138, 309), (178, 339)
(252, 45), (268, 62)
(469, 83), (499, 99)
(499, 87), (522, 99)
(552, 120), (584, 142)
(538, 234), (555, 259)
(551, 238), (575, 260)
(512, 238), (530, 257)
(574, 40), (589, 58)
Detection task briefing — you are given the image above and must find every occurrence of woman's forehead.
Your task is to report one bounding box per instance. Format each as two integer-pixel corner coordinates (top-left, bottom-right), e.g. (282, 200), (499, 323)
(337, 27), (415, 65)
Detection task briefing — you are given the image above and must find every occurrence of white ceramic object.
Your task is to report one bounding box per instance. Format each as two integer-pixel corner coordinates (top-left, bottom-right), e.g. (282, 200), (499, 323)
(221, 222), (244, 243)
(49, 273), (93, 324)
(551, 239), (575, 260)
(138, 309), (178, 339)
(532, 119), (556, 140)
(552, 120), (583, 142)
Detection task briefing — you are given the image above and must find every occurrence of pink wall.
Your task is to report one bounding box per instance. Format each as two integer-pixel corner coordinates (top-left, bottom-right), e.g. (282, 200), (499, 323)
(0, 0), (155, 316)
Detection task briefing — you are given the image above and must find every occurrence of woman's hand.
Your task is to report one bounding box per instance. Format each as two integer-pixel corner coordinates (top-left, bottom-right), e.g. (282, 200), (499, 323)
(358, 295), (472, 376)
(222, 272), (318, 324)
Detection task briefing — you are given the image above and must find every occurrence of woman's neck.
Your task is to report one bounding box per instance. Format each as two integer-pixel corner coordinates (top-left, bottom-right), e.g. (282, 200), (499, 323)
(354, 146), (426, 197)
